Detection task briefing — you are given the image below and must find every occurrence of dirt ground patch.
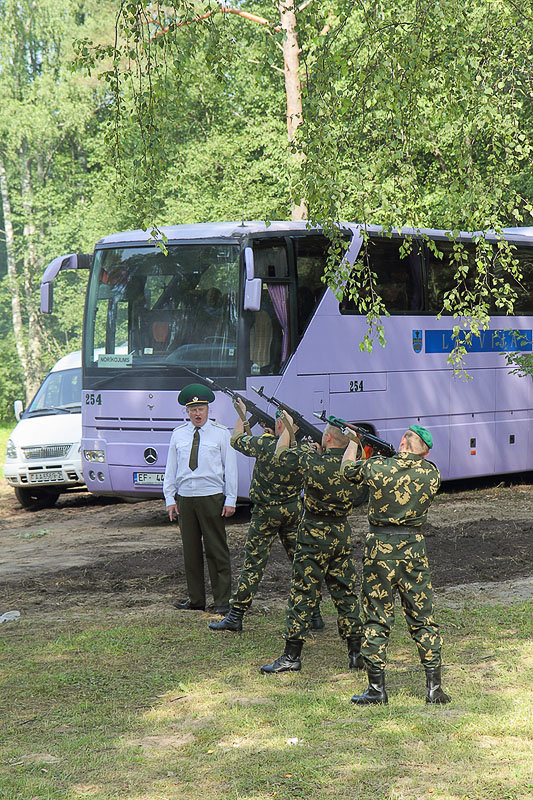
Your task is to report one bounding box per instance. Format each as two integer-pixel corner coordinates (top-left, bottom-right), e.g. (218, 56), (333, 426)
(1, 475), (532, 617)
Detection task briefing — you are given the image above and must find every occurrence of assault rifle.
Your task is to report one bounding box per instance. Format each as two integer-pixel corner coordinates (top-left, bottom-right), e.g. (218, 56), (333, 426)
(250, 386), (323, 444)
(183, 368), (275, 431)
(313, 411), (396, 457)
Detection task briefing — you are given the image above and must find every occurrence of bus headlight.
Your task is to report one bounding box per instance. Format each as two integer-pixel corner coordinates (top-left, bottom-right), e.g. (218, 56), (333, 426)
(6, 439), (17, 459)
(84, 449), (105, 463)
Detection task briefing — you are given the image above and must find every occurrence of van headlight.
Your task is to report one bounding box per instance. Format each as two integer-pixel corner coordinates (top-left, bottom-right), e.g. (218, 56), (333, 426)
(83, 449), (105, 463)
(6, 439), (17, 459)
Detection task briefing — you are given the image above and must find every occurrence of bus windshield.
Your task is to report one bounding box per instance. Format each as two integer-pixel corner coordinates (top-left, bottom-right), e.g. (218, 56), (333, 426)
(25, 368), (82, 417)
(85, 244), (240, 376)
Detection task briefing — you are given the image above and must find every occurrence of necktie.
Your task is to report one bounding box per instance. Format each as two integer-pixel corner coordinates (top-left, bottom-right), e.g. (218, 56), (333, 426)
(189, 427), (200, 471)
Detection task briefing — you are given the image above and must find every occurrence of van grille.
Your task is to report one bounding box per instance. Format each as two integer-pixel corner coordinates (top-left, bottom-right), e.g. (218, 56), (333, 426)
(22, 444), (73, 460)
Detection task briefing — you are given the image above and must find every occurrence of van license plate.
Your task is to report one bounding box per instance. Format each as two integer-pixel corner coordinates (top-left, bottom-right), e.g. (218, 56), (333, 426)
(29, 471), (63, 483)
(133, 472), (165, 485)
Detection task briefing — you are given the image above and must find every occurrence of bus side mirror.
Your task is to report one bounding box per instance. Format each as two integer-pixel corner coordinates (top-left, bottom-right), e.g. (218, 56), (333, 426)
(40, 252), (92, 313)
(243, 246), (262, 311)
(14, 400), (23, 421)
(40, 282), (53, 314)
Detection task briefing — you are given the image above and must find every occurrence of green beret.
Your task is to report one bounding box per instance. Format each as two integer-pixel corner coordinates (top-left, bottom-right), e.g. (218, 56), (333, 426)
(178, 383), (215, 406)
(409, 425), (433, 450)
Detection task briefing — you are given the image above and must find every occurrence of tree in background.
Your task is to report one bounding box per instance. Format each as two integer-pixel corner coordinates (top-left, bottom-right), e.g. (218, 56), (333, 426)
(0, 1), (531, 420)
(76, 0), (532, 363)
(300, 1), (532, 354)
(0, 0), (117, 409)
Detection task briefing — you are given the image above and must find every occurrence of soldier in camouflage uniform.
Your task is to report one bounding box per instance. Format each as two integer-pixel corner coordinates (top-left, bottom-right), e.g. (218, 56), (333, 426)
(341, 425), (450, 706)
(260, 414), (368, 674)
(209, 399), (324, 633)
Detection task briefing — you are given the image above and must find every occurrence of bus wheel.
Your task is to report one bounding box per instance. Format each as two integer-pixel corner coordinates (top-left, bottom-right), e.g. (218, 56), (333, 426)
(14, 487), (61, 511)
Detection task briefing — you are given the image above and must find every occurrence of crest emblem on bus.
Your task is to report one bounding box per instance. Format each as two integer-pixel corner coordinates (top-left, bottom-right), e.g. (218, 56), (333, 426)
(412, 330), (423, 353)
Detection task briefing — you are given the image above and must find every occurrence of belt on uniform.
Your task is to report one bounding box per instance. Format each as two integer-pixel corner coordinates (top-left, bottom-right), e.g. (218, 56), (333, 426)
(368, 523), (422, 539)
(302, 510), (348, 524)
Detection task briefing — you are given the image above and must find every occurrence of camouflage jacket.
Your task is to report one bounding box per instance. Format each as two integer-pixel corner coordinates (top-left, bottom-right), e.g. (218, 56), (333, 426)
(231, 431), (305, 506)
(276, 445), (368, 518)
(341, 452), (440, 528)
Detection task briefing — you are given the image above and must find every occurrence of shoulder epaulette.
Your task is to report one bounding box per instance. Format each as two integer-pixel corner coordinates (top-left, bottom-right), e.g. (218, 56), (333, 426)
(212, 421), (228, 430)
(173, 422), (188, 432)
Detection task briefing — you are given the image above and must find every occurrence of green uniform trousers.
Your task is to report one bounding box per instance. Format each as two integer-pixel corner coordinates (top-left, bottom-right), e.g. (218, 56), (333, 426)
(360, 531), (442, 669)
(284, 517), (362, 642)
(177, 493), (231, 608)
(231, 500), (301, 611)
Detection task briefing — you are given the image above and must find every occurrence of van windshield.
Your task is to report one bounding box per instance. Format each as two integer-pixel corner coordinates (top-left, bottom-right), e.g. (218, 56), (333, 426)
(25, 368), (82, 417)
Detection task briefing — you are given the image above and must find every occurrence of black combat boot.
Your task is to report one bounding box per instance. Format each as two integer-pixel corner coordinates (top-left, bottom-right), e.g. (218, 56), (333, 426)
(260, 639), (303, 674)
(208, 607), (244, 632)
(310, 606), (325, 631)
(347, 635), (364, 670)
(351, 666), (388, 705)
(425, 664), (451, 704)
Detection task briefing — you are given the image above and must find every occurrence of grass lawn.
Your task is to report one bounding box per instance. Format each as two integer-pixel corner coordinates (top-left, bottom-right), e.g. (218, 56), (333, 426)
(0, 598), (531, 800)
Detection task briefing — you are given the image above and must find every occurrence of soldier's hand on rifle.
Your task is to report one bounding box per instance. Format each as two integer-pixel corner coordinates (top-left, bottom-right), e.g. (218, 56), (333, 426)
(277, 410), (293, 428)
(345, 428), (362, 444)
(233, 397), (248, 423)
(343, 437), (364, 463)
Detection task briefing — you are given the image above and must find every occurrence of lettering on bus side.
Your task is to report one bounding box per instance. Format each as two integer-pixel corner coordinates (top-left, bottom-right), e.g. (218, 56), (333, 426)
(349, 380), (364, 392)
(85, 393), (102, 406)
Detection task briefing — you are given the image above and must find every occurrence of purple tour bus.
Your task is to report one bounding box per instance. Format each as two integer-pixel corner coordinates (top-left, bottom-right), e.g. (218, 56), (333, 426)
(40, 222), (533, 499)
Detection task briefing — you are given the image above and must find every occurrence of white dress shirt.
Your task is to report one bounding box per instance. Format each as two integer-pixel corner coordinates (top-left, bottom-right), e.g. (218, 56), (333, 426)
(163, 419), (238, 507)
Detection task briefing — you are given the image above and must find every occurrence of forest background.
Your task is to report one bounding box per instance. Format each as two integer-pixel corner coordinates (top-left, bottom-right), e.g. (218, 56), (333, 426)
(0, 0), (531, 420)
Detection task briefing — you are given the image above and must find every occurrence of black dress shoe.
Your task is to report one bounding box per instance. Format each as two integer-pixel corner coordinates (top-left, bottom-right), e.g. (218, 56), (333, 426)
(172, 600), (205, 611)
(214, 606), (230, 615)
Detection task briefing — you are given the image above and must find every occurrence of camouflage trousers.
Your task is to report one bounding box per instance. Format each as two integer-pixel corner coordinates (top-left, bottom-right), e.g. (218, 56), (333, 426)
(360, 529), (443, 669)
(284, 517), (362, 642)
(230, 500), (302, 611)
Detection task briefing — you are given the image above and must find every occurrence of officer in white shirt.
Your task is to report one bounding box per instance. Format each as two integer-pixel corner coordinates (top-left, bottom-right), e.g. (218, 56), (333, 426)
(163, 383), (238, 614)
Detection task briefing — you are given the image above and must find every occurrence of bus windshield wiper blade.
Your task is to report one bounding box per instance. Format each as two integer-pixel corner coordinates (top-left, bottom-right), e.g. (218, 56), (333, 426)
(25, 407), (71, 416)
(88, 364), (187, 388)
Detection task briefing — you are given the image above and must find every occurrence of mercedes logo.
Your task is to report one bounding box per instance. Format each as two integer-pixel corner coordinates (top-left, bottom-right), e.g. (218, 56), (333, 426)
(144, 447), (158, 465)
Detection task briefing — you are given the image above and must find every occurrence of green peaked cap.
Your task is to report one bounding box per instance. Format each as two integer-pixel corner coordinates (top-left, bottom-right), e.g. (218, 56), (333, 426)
(409, 425), (433, 449)
(177, 383), (215, 406)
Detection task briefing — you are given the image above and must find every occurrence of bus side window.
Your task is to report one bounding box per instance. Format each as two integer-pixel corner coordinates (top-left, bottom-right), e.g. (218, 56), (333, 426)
(339, 237), (422, 314)
(506, 246), (533, 313)
(294, 235), (330, 337)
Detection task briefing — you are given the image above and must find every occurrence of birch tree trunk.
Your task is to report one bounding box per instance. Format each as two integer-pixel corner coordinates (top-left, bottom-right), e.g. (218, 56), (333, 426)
(0, 157), (29, 392)
(21, 155), (45, 400)
(278, 1), (307, 221)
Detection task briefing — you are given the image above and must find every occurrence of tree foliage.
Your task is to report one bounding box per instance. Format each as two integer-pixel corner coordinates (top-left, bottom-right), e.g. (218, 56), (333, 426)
(75, 0), (533, 363)
(0, 1), (532, 420)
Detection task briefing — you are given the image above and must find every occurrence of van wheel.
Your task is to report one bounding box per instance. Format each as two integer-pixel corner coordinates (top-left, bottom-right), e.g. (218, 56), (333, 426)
(14, 487), (61, 511)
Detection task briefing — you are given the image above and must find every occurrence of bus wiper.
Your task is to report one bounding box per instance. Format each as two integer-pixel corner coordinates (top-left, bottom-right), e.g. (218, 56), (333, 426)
(25, 407), (71, 416)
(88, 365), (173, 388)
(57, 403), (82, 413)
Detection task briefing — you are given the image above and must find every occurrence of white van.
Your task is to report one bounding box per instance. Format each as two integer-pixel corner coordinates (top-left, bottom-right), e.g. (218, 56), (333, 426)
(4, 351), (84, 510)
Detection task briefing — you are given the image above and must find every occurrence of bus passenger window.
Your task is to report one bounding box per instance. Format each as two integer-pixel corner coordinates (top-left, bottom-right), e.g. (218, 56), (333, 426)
(426, 243), (462, 313)
(506, 246), (533, 313)
(294, 235), (332, 336)
(339, 237), (423, 314)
